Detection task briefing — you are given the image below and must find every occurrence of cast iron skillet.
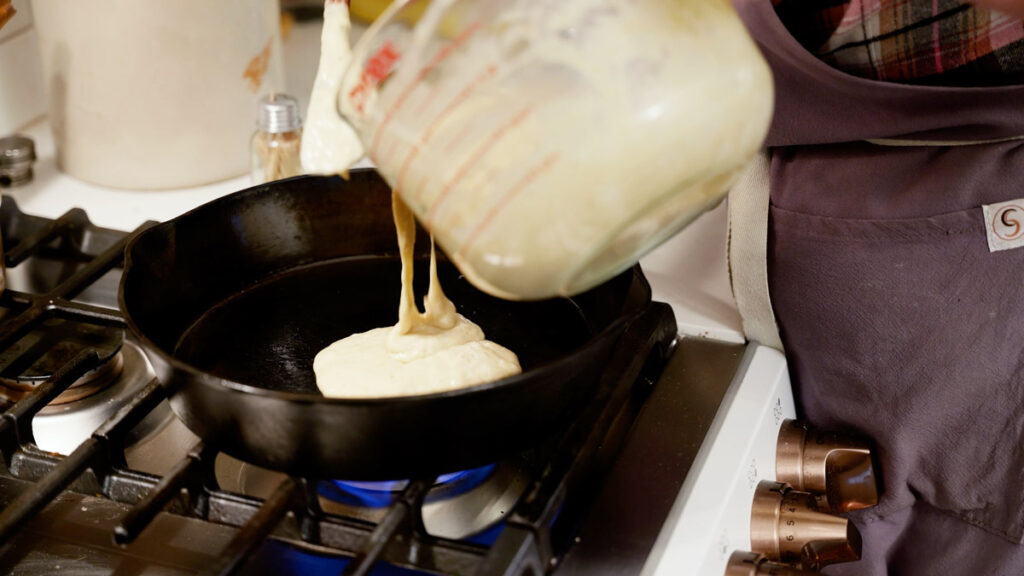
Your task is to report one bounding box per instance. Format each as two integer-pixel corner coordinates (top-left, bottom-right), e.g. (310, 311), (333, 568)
(119, 170), (654, 480)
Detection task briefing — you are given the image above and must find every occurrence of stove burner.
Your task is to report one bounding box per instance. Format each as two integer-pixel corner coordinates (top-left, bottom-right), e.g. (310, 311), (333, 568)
(323, 465), (497, 508)
(30, 340), (170, 455)
(216, 456), (530, 541)
(1, 351), (124, 405)
(0, 317), (124, 405)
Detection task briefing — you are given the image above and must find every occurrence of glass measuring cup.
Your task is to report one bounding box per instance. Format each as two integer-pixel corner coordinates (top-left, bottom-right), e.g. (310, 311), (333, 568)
(339, 0), (773, 300)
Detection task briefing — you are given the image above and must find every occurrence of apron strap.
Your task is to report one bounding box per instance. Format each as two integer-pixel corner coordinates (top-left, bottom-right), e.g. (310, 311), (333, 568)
(727, 149), (784, 351)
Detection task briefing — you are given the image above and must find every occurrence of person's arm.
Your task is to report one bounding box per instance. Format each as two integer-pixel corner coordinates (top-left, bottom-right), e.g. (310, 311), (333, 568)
(971, 0), (1024, 18)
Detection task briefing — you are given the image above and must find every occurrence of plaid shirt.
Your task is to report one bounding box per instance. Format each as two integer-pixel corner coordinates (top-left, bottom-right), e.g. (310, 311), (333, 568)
(773, 0), (1024, 85)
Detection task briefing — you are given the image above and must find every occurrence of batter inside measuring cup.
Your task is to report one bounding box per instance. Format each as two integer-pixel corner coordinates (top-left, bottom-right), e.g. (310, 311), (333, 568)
(312, 192), (521, 398)
(308, 1), (520, 397)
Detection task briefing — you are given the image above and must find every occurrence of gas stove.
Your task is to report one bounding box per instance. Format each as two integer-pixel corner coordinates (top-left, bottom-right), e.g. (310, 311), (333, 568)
(0, 2), (881, 569)
(0, 186), (877, 575)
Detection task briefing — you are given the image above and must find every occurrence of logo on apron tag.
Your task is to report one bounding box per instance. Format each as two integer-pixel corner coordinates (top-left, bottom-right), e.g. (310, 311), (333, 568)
(983, 199), (1024, 252)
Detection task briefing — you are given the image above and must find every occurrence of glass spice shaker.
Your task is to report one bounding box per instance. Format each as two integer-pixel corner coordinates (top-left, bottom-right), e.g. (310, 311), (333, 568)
(251, 93), (303, 184)
(0, 135), (35, 295)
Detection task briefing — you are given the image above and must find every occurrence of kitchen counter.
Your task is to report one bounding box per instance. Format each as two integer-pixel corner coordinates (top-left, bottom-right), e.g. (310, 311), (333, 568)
(2, 15), (744, 345)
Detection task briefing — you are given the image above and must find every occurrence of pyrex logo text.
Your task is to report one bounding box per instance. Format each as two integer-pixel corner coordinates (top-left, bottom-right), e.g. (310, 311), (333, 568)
(348, 41), (401, 115)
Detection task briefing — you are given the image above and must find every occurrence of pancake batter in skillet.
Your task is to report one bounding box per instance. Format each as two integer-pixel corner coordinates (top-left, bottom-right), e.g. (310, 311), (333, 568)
(313, 192), (520, 398)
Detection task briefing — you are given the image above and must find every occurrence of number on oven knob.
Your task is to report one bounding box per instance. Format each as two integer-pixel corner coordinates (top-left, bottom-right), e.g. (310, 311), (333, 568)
(749, 481), (862, 570)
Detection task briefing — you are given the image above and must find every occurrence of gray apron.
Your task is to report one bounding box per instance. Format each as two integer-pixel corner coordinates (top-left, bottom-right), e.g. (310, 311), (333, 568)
(732, 1), (1024, 574)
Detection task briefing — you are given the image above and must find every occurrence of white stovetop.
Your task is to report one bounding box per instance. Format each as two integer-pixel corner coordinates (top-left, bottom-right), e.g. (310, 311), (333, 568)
(2, 16), (744, 345)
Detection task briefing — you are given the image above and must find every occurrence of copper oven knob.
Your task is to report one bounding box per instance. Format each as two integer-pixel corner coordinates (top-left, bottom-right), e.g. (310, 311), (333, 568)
(750, 481), (862, 569)
(776, 419), (879, 513)
(724, 551), (817, 575)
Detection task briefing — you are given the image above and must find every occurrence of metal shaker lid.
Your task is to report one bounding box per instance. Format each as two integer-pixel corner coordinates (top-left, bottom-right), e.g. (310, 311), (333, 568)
(257, 93), (302, 134)
(0, 134), (36, 187)
(0, 135), (35, 166)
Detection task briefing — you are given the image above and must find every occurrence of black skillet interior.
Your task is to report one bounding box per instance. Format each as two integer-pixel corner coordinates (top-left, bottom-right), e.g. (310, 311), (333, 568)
(123, 170), (641, 399)
(171, 256), (594, 395)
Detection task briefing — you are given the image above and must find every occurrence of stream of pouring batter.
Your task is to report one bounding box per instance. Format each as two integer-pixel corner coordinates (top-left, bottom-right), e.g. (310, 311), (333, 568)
(313, 193), (521, 398)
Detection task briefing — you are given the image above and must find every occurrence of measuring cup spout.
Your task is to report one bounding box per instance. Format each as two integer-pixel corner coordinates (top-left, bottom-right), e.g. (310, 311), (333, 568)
(300, 0), (370, 176)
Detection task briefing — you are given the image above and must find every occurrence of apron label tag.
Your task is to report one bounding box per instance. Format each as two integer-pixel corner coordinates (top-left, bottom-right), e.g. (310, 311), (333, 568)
(983, 199), (1024, 253)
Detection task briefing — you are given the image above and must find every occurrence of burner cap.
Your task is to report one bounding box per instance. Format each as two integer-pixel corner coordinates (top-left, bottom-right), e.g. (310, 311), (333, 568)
(0, 317), (124, 403)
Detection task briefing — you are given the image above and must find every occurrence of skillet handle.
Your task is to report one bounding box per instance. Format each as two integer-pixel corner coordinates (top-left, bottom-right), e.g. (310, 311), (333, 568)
(620, 302), (678, 373)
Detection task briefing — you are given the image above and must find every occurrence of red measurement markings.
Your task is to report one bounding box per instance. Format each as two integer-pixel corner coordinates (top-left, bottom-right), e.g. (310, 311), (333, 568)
(436, 120), (477, 161)
(407, 123), (475, 205)
(420, 65), (497, 144)
(424, 106), (535, 226)
(348, 41), (401, 116)
(456, 152), (561, 258)
(368, 21), (483, 161)
(397, 64), (498, 193)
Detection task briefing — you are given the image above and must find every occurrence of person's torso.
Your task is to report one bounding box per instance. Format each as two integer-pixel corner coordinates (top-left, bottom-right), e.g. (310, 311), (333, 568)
(773, 0), (1024, 86)
(733, 0), (1024, 550)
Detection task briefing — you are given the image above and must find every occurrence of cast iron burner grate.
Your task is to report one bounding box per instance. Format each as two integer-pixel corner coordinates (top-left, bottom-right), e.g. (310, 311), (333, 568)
(0, 197), (678, 576)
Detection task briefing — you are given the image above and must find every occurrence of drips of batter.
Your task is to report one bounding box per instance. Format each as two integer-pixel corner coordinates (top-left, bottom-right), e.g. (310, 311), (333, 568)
(313, 193), (521, 398)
